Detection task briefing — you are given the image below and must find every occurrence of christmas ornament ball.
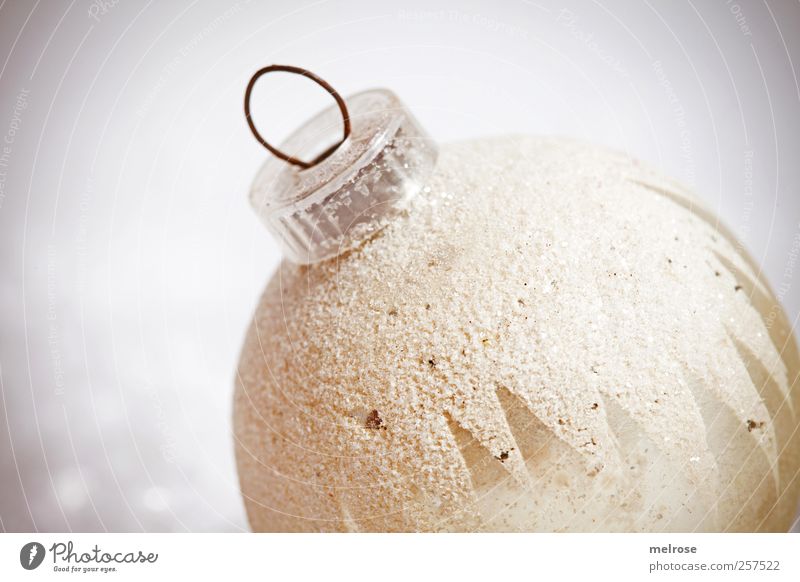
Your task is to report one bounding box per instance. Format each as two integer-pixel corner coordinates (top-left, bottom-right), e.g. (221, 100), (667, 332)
(234, 136), (800, 532)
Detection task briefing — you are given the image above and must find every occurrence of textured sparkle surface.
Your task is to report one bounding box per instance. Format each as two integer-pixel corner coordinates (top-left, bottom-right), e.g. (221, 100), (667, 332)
(235, 137), (800, 532)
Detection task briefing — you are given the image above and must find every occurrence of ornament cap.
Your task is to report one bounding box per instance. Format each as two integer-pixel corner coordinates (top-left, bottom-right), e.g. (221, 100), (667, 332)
(248, 85), (438, 265)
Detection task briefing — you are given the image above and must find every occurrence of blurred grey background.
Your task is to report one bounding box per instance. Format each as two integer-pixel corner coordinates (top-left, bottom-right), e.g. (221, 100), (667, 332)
(1, 0), (799, 532)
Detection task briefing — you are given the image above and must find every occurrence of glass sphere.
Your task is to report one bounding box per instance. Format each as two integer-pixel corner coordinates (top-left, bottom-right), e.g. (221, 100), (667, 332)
(234, 137), (800, 532)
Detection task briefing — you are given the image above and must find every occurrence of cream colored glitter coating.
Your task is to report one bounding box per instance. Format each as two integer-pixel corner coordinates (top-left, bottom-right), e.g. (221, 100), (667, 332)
(234, 137), (800, 532)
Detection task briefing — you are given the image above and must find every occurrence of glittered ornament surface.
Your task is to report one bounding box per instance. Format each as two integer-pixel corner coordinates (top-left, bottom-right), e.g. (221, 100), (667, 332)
(234, 136), (800, 532)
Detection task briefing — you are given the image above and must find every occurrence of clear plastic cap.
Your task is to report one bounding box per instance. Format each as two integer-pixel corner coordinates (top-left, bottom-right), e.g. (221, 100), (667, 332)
(249, 88), (438, 265)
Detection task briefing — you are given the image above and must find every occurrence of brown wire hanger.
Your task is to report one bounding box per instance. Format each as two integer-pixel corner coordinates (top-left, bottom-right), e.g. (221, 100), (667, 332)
(244, 64), (351, 170)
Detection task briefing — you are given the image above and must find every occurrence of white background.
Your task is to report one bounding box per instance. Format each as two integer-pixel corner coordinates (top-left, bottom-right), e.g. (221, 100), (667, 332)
(0, 0), (799, 532)
(0, 533), (798, 581)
